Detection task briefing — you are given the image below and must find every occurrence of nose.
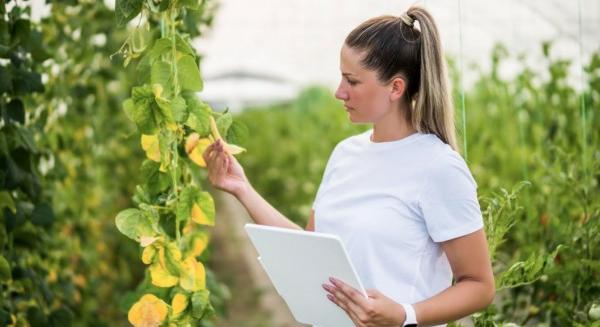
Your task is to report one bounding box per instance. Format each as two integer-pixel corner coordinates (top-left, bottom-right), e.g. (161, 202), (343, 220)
(335, 82), (348, 101)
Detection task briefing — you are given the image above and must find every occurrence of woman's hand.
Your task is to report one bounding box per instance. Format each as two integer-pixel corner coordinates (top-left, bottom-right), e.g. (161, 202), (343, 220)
(203, 139), (250, 197)
(322, 277), (406, 327)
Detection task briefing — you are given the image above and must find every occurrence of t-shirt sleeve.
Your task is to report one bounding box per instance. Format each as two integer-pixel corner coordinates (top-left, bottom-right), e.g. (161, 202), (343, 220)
(418, 151), (484, 242)
(312, 144), (341, 210)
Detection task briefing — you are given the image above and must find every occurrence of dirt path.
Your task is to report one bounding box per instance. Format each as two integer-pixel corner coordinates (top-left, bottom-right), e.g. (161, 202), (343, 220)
(210, 191), (309, 327)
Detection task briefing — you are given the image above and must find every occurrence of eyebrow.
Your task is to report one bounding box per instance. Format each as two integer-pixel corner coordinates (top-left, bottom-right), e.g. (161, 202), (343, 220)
(342, 72), (356, 77)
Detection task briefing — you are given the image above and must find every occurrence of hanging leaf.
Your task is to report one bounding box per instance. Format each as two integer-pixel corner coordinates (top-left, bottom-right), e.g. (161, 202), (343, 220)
(115, 0), (144, 27)
(177, 55), (203, 91)
(115, 209), (155, 242)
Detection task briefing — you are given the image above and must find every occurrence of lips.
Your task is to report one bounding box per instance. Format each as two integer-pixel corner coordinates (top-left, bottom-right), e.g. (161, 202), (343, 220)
(344, 104), (354, 110)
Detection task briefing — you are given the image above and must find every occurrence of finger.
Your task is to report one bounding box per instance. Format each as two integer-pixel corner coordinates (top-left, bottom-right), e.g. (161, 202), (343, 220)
(332, 287), (366, 318)
(330, 278), (370, 309)
(207, 144), (223, 169)
(202, 143), (215, 162)
(328, 294), (364, 327)
(213, 151), (225, 177)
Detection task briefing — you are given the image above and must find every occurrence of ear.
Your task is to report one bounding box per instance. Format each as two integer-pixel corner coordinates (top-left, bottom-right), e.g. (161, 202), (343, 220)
(389, 76), (407, 102)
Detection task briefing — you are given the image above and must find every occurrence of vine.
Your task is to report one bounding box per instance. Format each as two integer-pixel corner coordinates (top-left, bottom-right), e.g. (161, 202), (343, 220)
(114, 0), (245, 326)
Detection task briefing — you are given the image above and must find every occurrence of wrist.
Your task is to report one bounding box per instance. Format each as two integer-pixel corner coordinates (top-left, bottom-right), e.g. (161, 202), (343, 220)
(398, 303), (418, 327)
(233, 182), (253, 201)
(395, 302), (407, 326)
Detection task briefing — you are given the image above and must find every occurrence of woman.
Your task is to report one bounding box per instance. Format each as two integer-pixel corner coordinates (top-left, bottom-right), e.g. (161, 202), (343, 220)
(203, 5), (495, 327)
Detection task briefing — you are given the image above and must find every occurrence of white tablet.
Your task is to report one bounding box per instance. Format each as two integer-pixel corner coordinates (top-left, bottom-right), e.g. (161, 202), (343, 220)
(244, 223), (367, 327)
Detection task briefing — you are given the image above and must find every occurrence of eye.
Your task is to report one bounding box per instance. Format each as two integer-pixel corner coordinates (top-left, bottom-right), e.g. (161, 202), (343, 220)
(346, 78), (358, 86)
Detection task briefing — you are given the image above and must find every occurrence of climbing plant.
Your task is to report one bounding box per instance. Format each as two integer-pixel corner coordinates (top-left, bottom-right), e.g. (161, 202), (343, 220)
(113, 0), (246, 325)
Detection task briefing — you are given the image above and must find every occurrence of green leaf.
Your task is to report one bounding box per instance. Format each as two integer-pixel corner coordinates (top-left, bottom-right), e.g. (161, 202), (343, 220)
(7, 99), (25, 124)
(115, 208), (155, 241)
(164, 242), (182, 275)
(13, 70), (43, 95)
(115, 0), (143, 27)
(147, 38), (171, 64)
(176, 185), (197, 224)
(140, 160), (170, 196)
(179, 0), (201, 10)
(131, 85), (160, 134)
(176, 34), (195, 55)
(151, 61), (172, 91)
(227, 120), (249, 145)
(177, 55), (203, 92)
(155, 97), (175, 125)
(30, 202), (54, 227)
(171, 96), (188, 123)
(122, 98), (135, 122)
(216, 113), (233, 138)
(183, 92), (211, 136)
(0, 66), (11, 93)
(190, 290), (210, 319)
(0, 255), (10, 281)
(0, 191), (16, 214)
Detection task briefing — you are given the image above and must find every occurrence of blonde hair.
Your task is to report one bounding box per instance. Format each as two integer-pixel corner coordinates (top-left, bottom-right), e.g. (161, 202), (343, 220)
(345, 6), (458, 151)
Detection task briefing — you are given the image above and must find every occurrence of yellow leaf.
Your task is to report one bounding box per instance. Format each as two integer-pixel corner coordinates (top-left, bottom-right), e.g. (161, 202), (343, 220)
(185, 133), (200, 154)
(142, 246), (156, 265)
(191, 233), (209, 257)
(209, 116), (221, 140)
(171, 293), (188, 315)
(186, 133), (211, 167)
(128, 294), (168, 327)
(191, 203), (209, 225)
(209, 116), (246, 155)
(149, 263), (179, 288)
(179, 257), (206, 291)
(141, 134), (161, 162)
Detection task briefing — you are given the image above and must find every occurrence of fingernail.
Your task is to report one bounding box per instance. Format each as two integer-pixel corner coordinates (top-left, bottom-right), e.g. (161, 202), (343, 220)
(329, 277), (337, 284)
(327, 294), (334, 301)
(322, 284), (330, 291)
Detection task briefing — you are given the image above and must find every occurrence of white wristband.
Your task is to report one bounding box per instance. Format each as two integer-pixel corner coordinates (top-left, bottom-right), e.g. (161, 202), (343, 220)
(399, 303), (418, 326)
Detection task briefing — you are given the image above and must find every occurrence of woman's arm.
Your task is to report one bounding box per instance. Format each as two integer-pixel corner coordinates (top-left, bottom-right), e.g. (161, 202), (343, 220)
(412, 229), (495, 326)
(204, 139), (308, 231)
(234, 183), (303, 230)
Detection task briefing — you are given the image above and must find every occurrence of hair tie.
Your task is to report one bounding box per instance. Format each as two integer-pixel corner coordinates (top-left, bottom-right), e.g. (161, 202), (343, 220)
(400, 12), (414, 27)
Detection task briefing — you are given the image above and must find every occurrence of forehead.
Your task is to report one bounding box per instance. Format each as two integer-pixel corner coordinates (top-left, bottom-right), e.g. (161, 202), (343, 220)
(340, 45), (366, 74)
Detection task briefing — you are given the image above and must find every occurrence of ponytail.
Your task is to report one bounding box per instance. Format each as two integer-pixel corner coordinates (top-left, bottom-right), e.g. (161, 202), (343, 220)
(407, 7), (458, 151)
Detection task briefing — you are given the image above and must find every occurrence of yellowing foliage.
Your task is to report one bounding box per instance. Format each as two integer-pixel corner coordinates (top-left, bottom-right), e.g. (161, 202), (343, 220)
(191, 203), (210, 225)
(185, 133), (211, 167)
(141, 134), (161, 162)
(149, 263), (178, 288)
(209, 116), (246, 155)
(179, 257), (206, 291)
(171, 293), (188, 315)
(142, 246), (156, 264)
(128, 294), (168, 327)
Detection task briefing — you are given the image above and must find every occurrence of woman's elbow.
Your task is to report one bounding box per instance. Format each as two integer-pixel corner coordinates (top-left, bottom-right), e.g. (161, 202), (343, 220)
(482, 278), (496, 308)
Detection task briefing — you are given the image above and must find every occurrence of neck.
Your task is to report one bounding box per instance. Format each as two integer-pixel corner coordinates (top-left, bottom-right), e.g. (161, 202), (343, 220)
(371, 103), (416, 142)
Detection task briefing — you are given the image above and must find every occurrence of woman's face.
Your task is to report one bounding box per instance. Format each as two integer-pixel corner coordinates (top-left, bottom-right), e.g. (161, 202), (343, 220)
(334, 44), (394, 124)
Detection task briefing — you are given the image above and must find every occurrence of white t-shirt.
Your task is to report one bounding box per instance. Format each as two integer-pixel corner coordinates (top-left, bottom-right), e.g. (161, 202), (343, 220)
(312, 129), (483, 326)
